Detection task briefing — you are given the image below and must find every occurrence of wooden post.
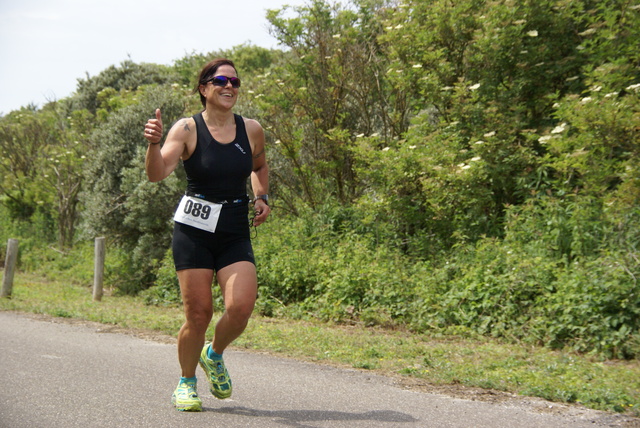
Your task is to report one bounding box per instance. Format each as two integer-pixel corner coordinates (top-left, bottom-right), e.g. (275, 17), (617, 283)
(93, 237), (105, 301)
(1, 239), (19, 298)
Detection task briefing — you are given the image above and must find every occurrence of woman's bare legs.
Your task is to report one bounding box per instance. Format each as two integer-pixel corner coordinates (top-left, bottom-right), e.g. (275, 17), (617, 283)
(176, 268), (214, 378)
(211, 261), (257, 354)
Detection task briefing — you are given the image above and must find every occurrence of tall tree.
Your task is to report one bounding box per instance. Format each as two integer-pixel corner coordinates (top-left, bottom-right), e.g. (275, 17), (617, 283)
(261, 0), (402, 212)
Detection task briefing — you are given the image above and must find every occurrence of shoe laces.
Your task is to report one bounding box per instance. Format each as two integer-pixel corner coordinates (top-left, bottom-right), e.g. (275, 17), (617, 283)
(178, 382), (198, 397)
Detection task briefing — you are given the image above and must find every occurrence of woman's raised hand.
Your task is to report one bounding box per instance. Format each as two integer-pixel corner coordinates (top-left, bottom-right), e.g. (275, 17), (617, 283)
(144, 109), (163, 144)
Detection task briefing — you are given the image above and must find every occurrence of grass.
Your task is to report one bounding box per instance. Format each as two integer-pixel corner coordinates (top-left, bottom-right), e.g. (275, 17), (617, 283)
(1, 272), (639, 417)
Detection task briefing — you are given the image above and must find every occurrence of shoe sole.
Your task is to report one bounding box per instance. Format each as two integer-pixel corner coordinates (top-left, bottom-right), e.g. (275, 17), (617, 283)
(172, 396), (202, 412)
(175, 404), (203, 412)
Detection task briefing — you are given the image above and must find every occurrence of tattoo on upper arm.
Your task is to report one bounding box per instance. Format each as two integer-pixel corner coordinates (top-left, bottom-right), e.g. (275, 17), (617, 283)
(182, 120), (191, 132)
(253, 149), (265, 159)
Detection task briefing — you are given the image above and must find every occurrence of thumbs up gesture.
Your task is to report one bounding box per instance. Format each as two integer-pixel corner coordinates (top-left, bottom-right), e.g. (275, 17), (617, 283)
(144, 109), (163, 144)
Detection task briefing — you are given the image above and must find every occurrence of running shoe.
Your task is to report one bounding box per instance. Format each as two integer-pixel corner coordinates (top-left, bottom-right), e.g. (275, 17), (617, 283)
(199, 343), (233, 399)
(171, 380), (202, 412)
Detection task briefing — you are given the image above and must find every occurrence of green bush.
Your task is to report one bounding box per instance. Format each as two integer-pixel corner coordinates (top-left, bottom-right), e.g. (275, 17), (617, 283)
(540, 254), (640, 359)
(250, 196), (640, 359)
(141, 248), (181, 306)
(254, 213), (329, 315)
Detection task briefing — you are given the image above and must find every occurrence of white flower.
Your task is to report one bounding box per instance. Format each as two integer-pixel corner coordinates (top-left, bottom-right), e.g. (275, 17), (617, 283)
(471, 156), (481, 162)
(604, 92), (617, 98)
(275, 139), (281, 145)
(409, 145), (417, 149)
(474, 140), (484, 145)
(591, 85), (602, 92)
(412, 64), (423, 68)
(395, 24), (404, 30)
(581, 97), (592, 104)
(626, 83), (640, 91)
(578, 28), (596, 36)
(484, 131), (496, 137)
(539, 135), (552, 144)
(527, 30), (539, 37)
(382, 147), (390, 151)
(356, 133), (365, 138)
(332, 34), (341, 38)
(462, 164), (471, 170)
(469, 83), (481, 90)
(513, 19), (527, 25)
(551, 123), (566, 134)
(566, 76), (579, 82)
(442, 86), (453, 91)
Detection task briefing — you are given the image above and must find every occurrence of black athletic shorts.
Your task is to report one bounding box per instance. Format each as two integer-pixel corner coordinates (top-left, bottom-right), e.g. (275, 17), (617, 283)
(172, 203), (255, 272)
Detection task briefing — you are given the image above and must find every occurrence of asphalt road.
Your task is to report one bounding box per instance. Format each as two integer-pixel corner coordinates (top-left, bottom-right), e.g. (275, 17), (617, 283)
(0, 311), (636, 428)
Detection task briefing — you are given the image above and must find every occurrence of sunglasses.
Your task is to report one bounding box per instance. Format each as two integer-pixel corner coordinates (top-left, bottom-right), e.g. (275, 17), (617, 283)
(207, 75), (241, 88)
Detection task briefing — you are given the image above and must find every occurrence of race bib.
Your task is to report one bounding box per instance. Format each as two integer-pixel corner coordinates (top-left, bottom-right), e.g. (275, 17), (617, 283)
(173, 195), (222, 233)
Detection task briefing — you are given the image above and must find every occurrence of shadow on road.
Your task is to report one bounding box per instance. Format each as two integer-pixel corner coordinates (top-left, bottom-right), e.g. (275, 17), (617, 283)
(208, 405), (419, 427)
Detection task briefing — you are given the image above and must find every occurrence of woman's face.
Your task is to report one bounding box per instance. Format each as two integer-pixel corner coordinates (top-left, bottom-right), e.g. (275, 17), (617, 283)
(201, 64), (239, 109)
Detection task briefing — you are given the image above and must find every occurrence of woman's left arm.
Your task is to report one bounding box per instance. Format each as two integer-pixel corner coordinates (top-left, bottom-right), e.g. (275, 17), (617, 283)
(246, 119), (270, 226)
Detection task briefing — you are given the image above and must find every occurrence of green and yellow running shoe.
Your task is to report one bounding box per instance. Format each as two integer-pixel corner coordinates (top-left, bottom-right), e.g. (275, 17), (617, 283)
(171, 381), (202, 412)
(199, 343), (233, 399)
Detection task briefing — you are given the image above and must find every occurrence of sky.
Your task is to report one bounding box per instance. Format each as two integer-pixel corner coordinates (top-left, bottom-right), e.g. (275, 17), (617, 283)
(0, 0), (309, 115)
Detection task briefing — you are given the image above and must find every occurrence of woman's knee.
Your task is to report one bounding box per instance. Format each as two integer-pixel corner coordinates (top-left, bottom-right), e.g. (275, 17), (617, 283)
(226, 299), (255, 323)
(184, 305), (213, 331)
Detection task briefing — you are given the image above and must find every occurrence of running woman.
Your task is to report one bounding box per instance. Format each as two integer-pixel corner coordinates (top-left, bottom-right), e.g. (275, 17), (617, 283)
(144, 58), (270, 411)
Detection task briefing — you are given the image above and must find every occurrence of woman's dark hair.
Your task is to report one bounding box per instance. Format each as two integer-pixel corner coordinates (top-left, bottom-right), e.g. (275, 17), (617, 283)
(194, 58), (238, 108)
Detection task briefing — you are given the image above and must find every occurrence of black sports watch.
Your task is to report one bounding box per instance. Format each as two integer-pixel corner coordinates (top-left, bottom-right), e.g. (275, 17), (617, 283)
(253, 194), (269, 205)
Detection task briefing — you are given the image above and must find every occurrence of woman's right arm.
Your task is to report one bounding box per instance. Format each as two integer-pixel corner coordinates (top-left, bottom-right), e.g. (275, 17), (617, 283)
(144, 108), (192, 182)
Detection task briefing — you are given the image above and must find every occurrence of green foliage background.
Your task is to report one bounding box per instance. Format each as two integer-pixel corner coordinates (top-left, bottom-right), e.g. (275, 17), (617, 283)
(1, 0), (639, 360)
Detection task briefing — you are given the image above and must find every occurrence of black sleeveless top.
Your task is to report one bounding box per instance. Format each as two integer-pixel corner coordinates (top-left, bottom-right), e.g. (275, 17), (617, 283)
(184, 113), (253, 201)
